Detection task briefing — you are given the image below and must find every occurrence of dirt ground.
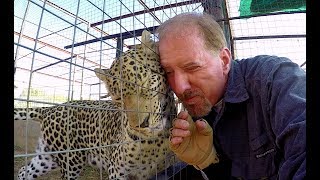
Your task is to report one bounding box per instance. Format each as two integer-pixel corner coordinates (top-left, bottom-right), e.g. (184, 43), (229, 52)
(14, 120), (109, 179)
(14, 145), (109, 180)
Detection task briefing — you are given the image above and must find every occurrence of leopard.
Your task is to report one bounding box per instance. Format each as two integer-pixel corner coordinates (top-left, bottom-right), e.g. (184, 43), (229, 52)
(14, 30), (178, 180)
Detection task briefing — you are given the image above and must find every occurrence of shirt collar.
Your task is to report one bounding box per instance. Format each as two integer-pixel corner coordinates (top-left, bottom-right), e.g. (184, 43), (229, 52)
(212, 98), (224, 114)
(223, 60), (249, 103)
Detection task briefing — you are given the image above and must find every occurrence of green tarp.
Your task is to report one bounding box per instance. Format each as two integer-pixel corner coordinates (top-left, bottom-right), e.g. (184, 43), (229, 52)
(239, 0), (306, 16)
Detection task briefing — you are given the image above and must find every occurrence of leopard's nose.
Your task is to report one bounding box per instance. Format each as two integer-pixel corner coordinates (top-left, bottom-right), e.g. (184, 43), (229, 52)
(137, 113), (150, 128)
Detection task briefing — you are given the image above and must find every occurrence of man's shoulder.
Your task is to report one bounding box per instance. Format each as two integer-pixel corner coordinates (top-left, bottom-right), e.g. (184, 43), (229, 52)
(234, 55), (294, 76)
(236, 55), (293, 67)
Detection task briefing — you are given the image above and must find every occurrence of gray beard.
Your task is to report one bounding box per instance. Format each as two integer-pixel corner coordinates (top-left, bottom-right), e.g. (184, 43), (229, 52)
(182, 97), (212, 119)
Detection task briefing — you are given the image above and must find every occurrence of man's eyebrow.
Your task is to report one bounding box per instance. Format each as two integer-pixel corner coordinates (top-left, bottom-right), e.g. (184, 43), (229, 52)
(182, 61), (199, 68)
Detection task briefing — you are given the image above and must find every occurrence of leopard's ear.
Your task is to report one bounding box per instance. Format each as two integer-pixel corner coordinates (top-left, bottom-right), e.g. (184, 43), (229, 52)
(94, 68), (110, 81)
(141, 30), (157, 56)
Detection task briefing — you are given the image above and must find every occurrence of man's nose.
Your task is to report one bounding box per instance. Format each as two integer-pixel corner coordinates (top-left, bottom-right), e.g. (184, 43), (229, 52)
(171, 72), (191, 96)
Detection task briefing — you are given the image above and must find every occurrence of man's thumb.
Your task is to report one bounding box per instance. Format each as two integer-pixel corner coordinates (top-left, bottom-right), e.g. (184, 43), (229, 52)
(195, 119), (212, 136)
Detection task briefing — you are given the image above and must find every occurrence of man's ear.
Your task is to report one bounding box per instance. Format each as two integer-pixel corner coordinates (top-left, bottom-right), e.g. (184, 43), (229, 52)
(219, 47), (231, 75)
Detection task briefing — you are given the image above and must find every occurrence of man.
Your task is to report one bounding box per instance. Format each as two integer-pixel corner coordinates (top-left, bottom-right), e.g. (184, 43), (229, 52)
(156, 12), (305, 179)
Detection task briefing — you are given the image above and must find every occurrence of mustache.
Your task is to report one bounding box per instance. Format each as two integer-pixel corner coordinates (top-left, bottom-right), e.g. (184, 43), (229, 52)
(179, 89), (201, 100)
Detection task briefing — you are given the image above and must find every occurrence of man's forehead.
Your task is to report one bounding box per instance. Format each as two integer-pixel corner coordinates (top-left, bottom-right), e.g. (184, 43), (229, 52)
(159, 25), (200, 40)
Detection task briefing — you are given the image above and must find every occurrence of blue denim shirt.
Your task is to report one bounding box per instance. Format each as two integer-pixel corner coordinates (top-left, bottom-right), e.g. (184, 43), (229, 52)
(202, 55), (306, 179)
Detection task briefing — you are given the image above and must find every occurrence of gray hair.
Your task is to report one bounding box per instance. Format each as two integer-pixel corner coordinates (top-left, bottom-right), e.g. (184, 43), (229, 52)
(156, 12), (227, 54)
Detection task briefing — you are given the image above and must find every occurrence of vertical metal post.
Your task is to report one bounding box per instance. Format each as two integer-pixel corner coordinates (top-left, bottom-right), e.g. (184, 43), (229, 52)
(221, 0), (234, 59)
(202, 0), (233, 58)
(116, 37), (123, 58)
(23, 0), (47, 178)
(202, 0), (224, 24)
(14, 0), (31, 78)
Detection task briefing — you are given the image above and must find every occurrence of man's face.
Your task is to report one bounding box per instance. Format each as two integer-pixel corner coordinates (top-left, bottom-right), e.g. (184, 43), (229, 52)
(159, 30), (230, 118)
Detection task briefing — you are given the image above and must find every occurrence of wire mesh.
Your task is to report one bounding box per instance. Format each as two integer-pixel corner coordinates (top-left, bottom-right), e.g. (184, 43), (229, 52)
(14, 0), (306, 179)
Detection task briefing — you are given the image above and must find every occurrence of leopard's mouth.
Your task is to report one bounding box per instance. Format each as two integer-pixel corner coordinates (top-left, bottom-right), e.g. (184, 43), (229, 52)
(136, 113), (150, 128)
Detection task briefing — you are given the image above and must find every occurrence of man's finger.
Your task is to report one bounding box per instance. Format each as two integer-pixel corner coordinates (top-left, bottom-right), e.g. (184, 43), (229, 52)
(172, 118), (190, 129)
(177, 111), (189, 119)
(169, 136), (183, 145)
(171, 128), (190, 137)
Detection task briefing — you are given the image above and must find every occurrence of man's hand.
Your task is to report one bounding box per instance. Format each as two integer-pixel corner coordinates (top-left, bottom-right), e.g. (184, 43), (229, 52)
(169, 111), (219, 169)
